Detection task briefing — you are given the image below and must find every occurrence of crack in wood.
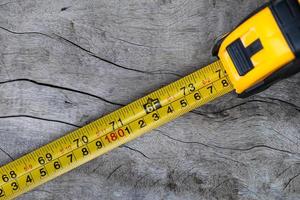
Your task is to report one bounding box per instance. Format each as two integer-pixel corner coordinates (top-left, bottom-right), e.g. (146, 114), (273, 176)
(284, 172), (300, 190)
(121, 145), (150, 159)
(0, 146), (13, 161)
(0, 26), (54, 39)
(192, 98), (299, 119)
(157, 130), (296, 155)
(0, 78), (124, 106)
(106, 165), (123, 180)
(0, 26), (182, 77)
(0, 115), (80, 128)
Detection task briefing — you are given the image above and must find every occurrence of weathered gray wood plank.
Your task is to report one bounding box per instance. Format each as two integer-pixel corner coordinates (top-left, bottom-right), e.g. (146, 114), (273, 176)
(0, 0), (299, 199)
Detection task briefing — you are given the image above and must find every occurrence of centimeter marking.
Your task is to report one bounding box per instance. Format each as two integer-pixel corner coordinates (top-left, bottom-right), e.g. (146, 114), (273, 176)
(0, 60), (233, 199)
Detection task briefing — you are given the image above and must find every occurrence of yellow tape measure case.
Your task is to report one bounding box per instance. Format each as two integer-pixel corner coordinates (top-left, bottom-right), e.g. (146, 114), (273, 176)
(213, 0), (300, 97)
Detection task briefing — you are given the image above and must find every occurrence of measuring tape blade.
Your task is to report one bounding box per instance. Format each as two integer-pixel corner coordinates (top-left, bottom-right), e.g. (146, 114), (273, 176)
(0, 60), (233, 199)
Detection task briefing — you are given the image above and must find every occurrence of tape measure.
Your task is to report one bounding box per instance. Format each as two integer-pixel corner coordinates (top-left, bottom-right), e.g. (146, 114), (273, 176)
(0, 0), (299, 199)
(0, 61), (233, 199)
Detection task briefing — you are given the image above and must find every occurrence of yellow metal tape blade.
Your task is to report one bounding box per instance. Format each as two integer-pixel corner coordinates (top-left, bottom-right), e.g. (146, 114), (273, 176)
(0, 60), (233, 199)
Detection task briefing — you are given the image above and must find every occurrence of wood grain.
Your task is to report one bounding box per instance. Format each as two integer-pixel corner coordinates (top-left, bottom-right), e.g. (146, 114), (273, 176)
(0, 0), (299, 199)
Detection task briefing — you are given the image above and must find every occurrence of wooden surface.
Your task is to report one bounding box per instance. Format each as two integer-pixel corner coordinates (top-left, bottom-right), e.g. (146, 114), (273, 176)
(0, 0), (299, 199)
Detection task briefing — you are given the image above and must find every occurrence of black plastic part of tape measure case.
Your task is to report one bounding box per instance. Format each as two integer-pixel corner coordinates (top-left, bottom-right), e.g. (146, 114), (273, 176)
(239, 0), (300, 98)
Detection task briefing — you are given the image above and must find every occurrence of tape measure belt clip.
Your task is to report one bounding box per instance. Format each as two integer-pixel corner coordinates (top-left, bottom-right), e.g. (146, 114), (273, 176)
(213, 0), (300, 97)
(271, 0), (300, 57)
